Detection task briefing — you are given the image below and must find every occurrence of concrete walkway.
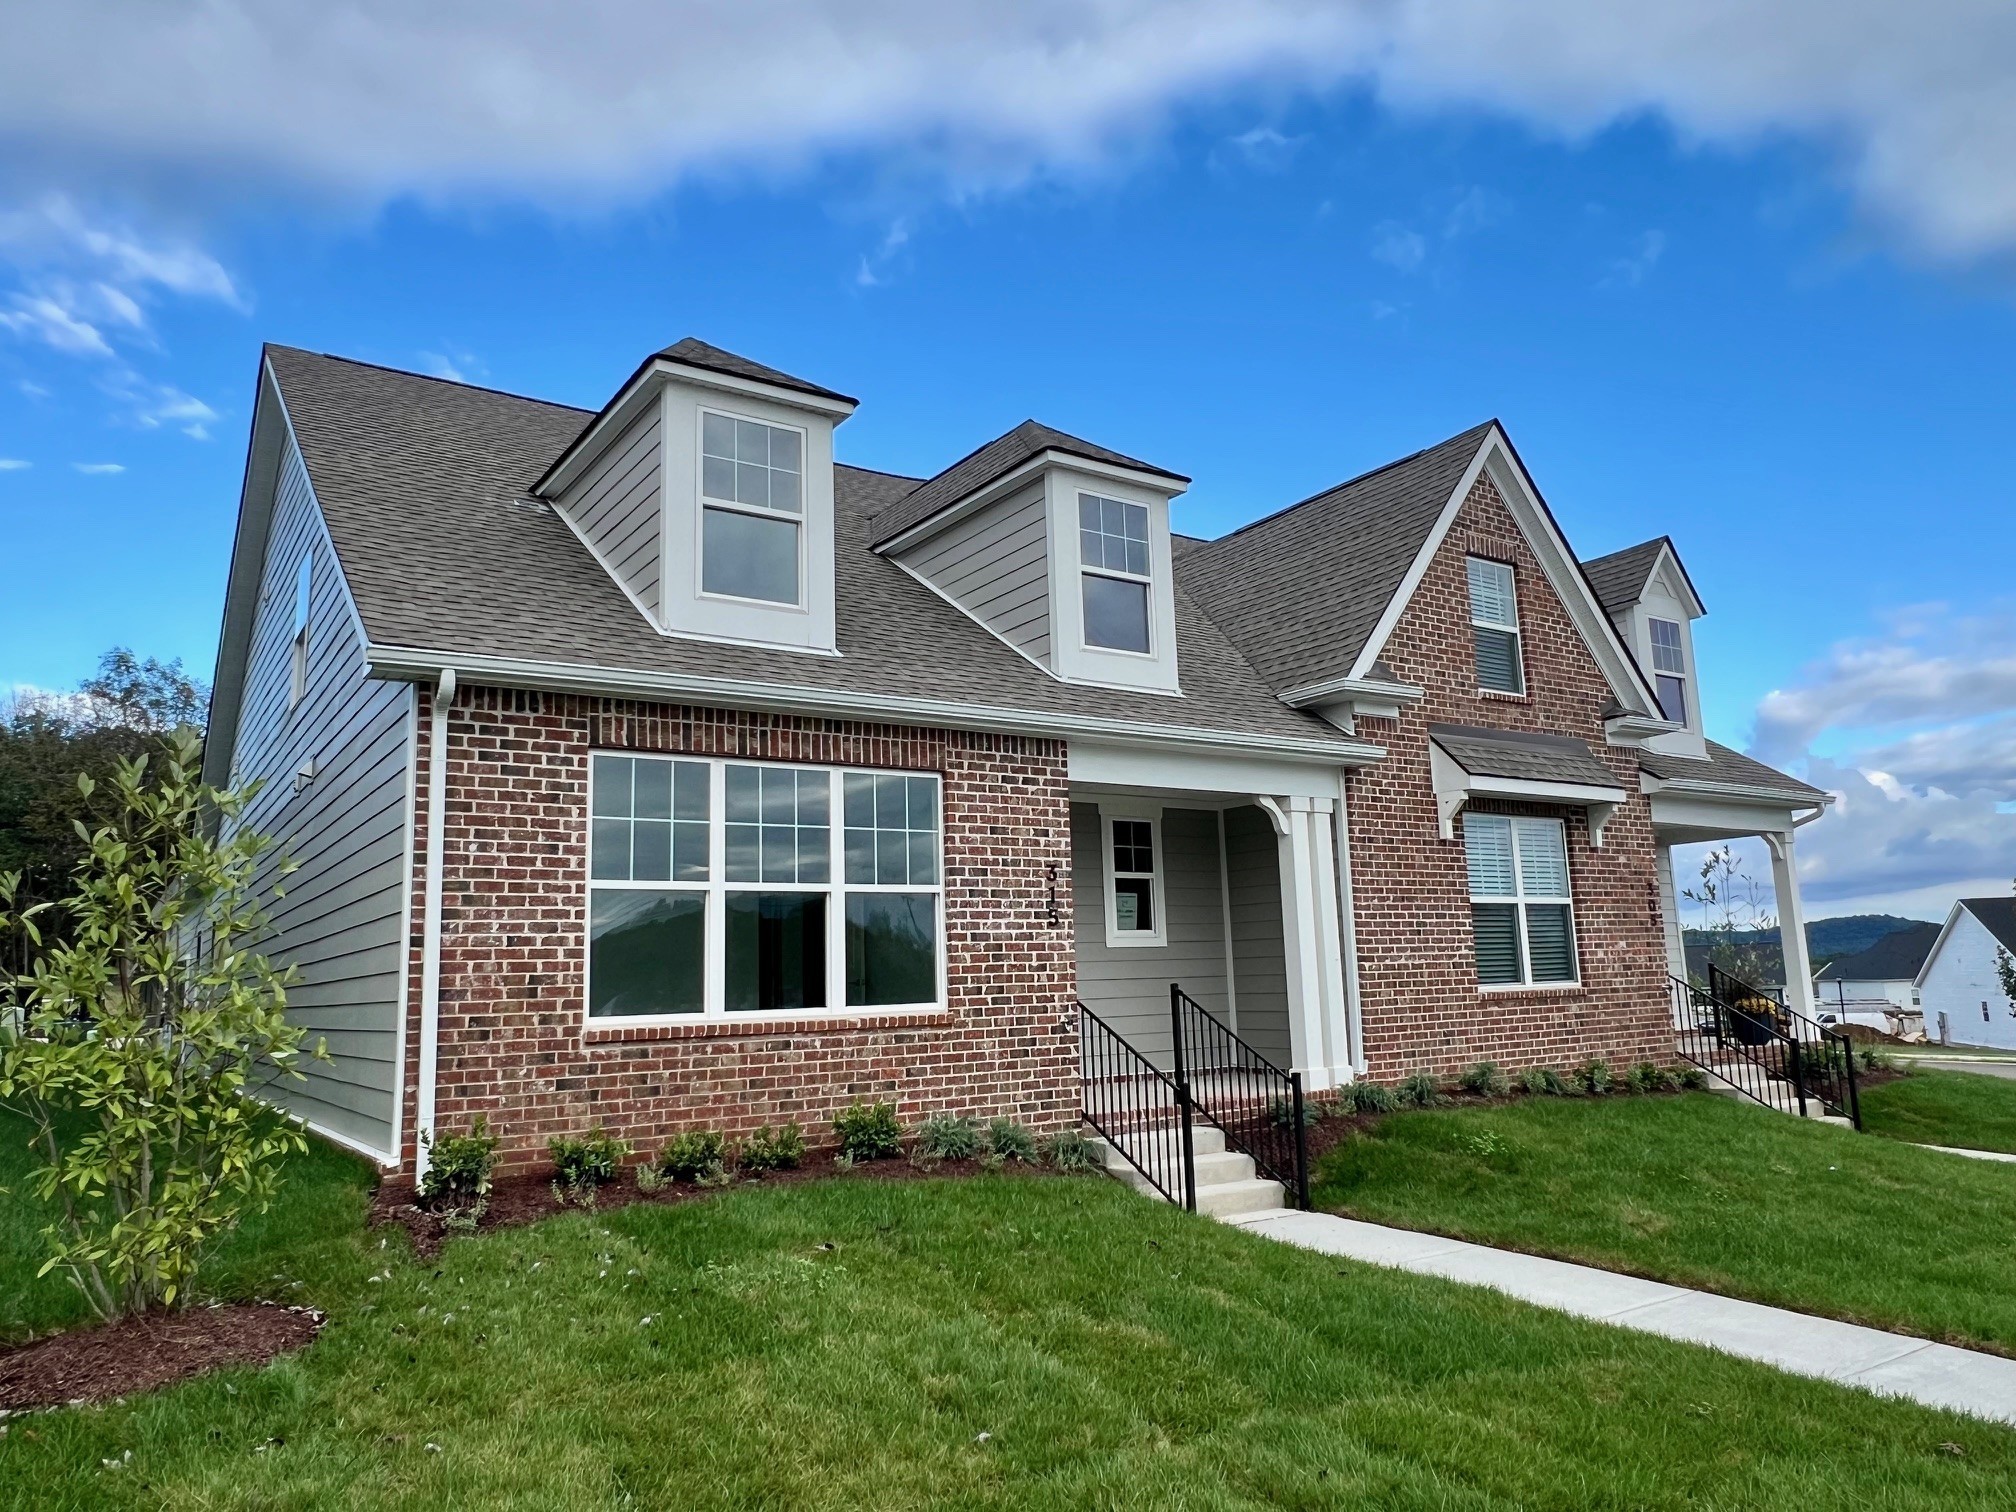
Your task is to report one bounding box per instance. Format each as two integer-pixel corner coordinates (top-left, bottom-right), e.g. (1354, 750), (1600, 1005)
(1228, 1208), (2016, 1427)
(1924, 1143), (2016, 1164)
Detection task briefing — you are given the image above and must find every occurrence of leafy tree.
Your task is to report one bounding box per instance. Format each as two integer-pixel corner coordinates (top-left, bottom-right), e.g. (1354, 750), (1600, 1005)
(1998, 878), (2016, 1014)
(0, 729), (320, 1320)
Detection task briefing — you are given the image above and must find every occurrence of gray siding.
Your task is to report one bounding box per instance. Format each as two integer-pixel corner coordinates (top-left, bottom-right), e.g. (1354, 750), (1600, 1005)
(1073, 803), (1229, 1068)
(224, 439), (412, 1160)
(901, 482), (1051, 665)
(557, 400), (663, 617)
(1223, 804), (1291, 1068)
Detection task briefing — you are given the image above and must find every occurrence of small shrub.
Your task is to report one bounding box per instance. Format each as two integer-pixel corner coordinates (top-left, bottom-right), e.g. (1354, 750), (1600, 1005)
(1857, 1047), (1895, 1074)
(549, 1126), (629, 1203)
(1458, 1061), (1510, 1098)
(1396, 1073), (1447, 1108)
(659, 1129), (728, 1182)
(1626, 1061), (1664, 1095)
(983, 1117), (1038, 1163)
(834, 1101), (903, 1162)
(1577, 1059), (1614, 1096)
(634, 1164), (666, 1195)
(1044, 1129), (1103, 1172)
(1517, 1065), (1577, 1097)
(1678, 1067), (1710, 1091)
(1344, 1081), (1398, 1115)
(738, 1122), (806, 1175)
(1267, 1094), (1321, 1131)
(421, 1117), (500, 1209)
(915, 1114), (982, 1161)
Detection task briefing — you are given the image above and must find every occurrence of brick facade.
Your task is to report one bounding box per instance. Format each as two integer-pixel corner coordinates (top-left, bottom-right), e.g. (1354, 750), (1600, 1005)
(1345, 473), (1673, 1081)
(399, 689), (1078, 1173)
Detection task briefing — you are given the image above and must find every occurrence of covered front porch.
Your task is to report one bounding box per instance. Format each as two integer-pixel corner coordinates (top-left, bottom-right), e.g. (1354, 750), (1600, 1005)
(1066, 744), (1363, 1093)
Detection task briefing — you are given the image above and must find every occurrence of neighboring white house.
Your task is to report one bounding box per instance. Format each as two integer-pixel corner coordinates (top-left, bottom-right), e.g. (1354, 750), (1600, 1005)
(1813, 920), (1939, 1036)
(1916, 899), (2016, 1049)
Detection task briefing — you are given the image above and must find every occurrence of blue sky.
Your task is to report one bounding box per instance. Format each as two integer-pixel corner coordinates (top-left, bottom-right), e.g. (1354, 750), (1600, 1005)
(2, 3), (2013, 922)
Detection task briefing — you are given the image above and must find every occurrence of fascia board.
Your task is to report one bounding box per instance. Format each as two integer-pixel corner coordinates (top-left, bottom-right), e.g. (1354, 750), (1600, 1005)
(1346, 436), (1492, 681)
(1279, 673), (1427, 709)
(363, 644), (1387, 767)
(1913, 902), (1968, 990)
(1466, 774), (1628, 805)
(876, 449), (1187, 557)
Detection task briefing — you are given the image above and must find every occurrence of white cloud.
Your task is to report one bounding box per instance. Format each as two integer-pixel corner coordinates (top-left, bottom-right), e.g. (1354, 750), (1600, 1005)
(0, 289), (112, 355)
(1221, 125), (1306, 172)
(0, 458), (29, 470)
(1601, 228), (1667, 288)
(17, 379), (48, 399)
(419, 345), (486, 384)
(72, 461), (124, 474)
(0, 3), (2012, 261)
(1370, 221), (1427, 273)
(853, 218), (912, 288)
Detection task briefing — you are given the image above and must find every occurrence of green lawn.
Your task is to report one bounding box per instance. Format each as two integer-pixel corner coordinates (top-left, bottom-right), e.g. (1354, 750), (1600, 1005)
(1862, 1069), (2016, 1155)
(1313, 1091), (2016, 1357)
(3, 1115), (2014, 1509)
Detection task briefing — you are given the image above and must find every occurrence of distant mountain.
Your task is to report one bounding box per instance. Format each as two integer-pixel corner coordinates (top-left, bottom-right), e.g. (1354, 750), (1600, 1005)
(1680, 914), (1936, 984)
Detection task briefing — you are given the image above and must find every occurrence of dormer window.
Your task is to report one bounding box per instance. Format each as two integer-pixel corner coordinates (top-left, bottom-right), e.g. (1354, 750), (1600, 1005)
(1649, 617), (1688, 723)
(1079, 492), (1152, 654)
(699, 410), (805, 607)
(1466, 556), (1523, 695)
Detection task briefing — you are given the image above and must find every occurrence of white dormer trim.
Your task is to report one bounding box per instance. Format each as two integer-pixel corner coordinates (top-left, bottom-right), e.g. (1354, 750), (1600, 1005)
(873, 449), (1185, 557)
(1044, 463), (1184, 695)
(1346, 425), (1664, 721)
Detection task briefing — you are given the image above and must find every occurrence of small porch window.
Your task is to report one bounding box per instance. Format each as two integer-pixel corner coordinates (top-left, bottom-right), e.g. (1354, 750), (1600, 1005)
(1102, 812), (1165, 947)
(1465, 813), (1577, 987)
(1649, 616), (1688, 724)
(1466, 557), (1523, 694)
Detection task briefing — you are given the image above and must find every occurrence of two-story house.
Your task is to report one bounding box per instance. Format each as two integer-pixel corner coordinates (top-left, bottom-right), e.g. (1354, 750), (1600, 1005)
(204, 339), (1830, 1177)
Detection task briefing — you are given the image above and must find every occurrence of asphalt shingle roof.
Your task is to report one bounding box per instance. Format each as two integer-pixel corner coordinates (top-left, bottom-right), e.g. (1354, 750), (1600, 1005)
(656, 337), (856, 405)
(867, 419), (1185, 549)
(265, 346), (1345, 750)
(1958, 897), (2016, 956)
(1176, 423), (1494, 695)
(1582, 539), (1669, 614)
(1428, 723), (1622, 789)
(1814, 921), (1941, 982)
(1638, 741), (1828, 802)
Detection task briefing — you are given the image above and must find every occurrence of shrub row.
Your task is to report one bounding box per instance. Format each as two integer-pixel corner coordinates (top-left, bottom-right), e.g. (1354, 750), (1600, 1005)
(1264, 1058), (1716, 1130)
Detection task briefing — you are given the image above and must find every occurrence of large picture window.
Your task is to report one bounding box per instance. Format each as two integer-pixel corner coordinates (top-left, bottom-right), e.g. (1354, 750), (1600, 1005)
(1079, 492), (1152, 654)
(700, 410), (804, 606)
(1465, 813), (1577, 987)
(588, 755), (942, 1020)
(1466, 557), (1524, 695)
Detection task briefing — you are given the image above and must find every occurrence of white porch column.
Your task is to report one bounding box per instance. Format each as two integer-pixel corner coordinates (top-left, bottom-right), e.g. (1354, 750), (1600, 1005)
(1305, 797), (1352, 1084)
(1655, 842), (1687, 981)
(1763, 830), (1818, 1022)
(1257, 795), (1344, 1092)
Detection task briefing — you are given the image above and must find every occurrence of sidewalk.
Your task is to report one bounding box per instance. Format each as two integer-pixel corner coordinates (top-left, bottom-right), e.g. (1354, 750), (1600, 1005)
(1229, 1208), (2016, 1427)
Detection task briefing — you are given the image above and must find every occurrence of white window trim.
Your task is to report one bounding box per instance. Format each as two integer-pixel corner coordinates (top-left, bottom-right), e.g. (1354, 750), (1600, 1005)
(1077, 490), (1156, 660)
(1466, 814), (1579, 990)
(1099, 802), (1168, 948)
(1648, 616), (1689, 725)
(585, 753), (945, 1026)
(693, 406), (811, 614)
(288, 552), (312, 711)
(1466, 555), (1525, 696)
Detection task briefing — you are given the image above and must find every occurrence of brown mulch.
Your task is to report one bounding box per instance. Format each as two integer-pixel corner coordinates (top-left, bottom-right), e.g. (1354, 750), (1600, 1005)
(0, 1302), (323, 1413)
(374, 1151), (1075, 1258)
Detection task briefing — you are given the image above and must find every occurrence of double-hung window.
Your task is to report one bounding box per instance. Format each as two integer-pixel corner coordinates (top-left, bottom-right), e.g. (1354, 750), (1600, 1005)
(288, 553), (312, 710)
(1649, 617), (1688, 724)
(1079, 492), (1152, 654)
(700, 411), (804, 606)
(1102, 814), (1164, 946)
(588, 754), (942, 1020)
(1465, 814), (1577, 986)
(1466, 557), (1523, 694)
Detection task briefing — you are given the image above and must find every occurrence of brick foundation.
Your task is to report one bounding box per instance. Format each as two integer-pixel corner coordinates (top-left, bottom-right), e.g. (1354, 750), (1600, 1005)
(400, 690), (1078, 1174)
(1346, 472), (1673, 1081)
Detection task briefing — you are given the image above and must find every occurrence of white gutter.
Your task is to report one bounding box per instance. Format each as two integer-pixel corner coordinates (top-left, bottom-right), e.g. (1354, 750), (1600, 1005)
(1278, 674), (1425, 710)
(364, 645), (1386, 768)
(415, 666), (456, 1179)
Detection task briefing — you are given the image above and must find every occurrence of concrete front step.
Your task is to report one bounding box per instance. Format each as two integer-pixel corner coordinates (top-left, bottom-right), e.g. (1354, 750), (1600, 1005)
(1086, 1129), (1287, 1218)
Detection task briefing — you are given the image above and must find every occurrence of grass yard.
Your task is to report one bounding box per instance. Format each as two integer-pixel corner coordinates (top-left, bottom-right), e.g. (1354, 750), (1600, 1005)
(1313, 1090), (2016, 1356)
(1861, 1068), (2016, 1155)
(2, 1113), (2014, 1509)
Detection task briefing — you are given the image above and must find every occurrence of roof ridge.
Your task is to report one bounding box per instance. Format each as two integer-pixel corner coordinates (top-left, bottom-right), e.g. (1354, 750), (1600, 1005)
(265, 344), (593, 416)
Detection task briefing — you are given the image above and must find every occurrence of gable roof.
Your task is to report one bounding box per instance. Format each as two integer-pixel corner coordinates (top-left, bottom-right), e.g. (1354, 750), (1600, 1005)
(1582, 536), (1706, 618)
(868, 419), (1185, 550)
(1814, 921), (1941, 982)
(1639, 741), (1829, 804)
(255, 346), (1356, 758)
(1959, 897), (2016, 955)
(1176, 422), (1495, 695)
(656, 337), (856, 405)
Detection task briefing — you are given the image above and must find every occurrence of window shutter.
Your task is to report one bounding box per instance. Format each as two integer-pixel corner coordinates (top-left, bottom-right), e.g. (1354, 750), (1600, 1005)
(1473, 904), (1523, 985)
(1524, 904), (1577, 982)
(1513, 819), (1570, 898)
(1464, 814), (1516, 898)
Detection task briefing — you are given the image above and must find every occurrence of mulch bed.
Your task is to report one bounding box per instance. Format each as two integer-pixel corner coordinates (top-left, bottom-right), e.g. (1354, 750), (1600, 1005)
(374, 1151), (1076, 1258)
(0, 1302), (323, 1413)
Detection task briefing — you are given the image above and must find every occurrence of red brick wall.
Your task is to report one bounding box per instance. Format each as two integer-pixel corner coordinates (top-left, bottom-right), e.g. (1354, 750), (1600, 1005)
(399, 689), (1078, 1174)
(1346, 472), (1672, 1081)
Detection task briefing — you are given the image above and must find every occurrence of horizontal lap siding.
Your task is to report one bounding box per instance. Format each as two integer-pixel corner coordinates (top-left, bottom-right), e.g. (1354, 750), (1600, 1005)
(559, 402), (663, 617)
(226, 440), (412, 1159)
(1072, 803), (1229, 1070)
(1223, 804), (1292, 1067)
(902, 483), (1052, 665)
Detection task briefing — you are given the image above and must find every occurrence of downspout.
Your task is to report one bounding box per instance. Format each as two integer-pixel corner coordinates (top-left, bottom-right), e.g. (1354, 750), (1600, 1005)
(415, 667), (456, 1179)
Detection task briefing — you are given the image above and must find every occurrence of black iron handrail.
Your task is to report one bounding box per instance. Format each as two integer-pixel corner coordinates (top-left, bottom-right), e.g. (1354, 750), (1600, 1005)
(1078, 1001), (1194, 1211)
(1673, 971), (1861, 1128)
(1170, 984), (1310, 1208)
